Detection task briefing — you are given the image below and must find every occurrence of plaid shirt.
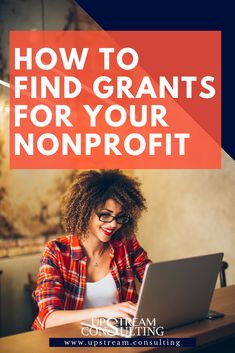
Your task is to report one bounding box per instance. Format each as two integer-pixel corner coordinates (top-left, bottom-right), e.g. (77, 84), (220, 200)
(32, 234), (151, 330)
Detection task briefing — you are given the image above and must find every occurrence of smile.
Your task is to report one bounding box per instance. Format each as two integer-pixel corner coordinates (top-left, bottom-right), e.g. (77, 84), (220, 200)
(101, 227), (115, 236)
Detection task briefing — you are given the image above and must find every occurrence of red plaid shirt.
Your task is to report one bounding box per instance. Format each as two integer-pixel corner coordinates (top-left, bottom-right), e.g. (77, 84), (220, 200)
(32, 234), (151, 330)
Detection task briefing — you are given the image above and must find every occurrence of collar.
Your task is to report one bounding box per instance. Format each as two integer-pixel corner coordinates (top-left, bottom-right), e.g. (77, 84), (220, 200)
(70, 235), (85, 260)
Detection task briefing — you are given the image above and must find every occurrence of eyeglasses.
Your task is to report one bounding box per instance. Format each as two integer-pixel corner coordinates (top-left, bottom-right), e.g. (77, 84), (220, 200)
(96, 212), (130, 225)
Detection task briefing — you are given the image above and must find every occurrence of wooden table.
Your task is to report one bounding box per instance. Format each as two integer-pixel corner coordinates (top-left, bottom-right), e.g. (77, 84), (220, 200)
(1, 285), (235, 353)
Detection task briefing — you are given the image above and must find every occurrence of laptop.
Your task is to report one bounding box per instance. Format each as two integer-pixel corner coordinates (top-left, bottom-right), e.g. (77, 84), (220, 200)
(80, 252), (223, 337)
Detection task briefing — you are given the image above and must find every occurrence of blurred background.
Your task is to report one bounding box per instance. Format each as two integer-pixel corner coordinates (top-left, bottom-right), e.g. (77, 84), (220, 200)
(0, 0), (234, 338)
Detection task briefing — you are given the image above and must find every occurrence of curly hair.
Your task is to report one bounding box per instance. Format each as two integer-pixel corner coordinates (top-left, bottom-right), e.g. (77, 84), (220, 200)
(61, 169), (147, 240)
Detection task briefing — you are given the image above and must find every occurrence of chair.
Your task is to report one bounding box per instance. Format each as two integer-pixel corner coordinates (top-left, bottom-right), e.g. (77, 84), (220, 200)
(25, 273), (38, 317)
(220, 261), (229, 287)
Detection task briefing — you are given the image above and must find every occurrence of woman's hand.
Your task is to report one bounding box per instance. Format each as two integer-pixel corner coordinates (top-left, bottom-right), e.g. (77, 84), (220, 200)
(95, 301), (137, 319)
(45, 302), (137, 328)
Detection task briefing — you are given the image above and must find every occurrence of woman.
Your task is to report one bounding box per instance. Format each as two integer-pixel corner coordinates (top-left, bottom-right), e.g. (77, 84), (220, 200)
(32, 169), (151, 330)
